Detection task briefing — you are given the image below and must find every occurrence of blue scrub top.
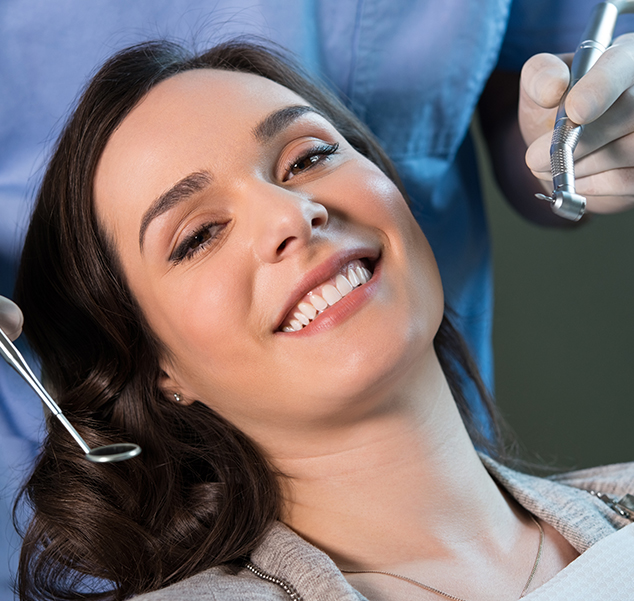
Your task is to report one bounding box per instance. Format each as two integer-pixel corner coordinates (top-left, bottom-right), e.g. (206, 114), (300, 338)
(2, 0), (631, 597)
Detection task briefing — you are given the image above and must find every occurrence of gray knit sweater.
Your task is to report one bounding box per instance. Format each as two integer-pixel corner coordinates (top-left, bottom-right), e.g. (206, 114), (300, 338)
(133, 457), (634, 600)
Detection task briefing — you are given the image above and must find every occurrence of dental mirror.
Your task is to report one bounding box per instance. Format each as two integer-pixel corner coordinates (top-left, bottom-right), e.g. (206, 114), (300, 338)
(0, 326), (141, 463)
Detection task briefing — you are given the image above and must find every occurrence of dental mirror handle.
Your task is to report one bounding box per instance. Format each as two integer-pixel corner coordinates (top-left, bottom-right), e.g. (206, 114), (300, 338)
(0, 326), (141, 462)
(536, 1), (634, 220)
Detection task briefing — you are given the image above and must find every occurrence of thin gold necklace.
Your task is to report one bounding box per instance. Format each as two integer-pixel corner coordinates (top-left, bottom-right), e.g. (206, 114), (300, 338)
(341, 514), (544, 601)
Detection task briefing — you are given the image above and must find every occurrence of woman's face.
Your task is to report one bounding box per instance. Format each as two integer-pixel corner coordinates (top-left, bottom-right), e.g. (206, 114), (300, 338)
(94, 68), (443, 441)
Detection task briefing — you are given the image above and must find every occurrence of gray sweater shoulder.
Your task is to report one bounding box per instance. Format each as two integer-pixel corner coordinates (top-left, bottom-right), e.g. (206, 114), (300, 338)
(131, 566), (288, 600)
(550, 461), (634, 496)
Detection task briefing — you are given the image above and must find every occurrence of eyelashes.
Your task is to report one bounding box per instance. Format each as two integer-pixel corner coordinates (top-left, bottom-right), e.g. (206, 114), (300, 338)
(284, 142), (339, 181)
(170, 141), (340, 264)
(170, 221), (226, 264)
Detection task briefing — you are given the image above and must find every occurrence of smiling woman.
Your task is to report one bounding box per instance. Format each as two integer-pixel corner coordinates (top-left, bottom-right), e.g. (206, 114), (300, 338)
(11, 40), (633, 601)
(92, 63), (448, 434)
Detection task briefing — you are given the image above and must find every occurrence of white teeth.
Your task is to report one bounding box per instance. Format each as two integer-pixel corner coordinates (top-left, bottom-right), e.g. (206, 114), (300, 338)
(355, 265), (368, 284)
(294, 311), (310, 326)
(298, 302), (317, 320)
(335, 274), (353, 296)
(310, 294), (328, 311)
(322, 284), (343, 306)
(281, 260), (374, 332)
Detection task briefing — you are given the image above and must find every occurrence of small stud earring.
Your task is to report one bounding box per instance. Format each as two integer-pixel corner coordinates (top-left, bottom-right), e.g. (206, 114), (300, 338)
(173, 393), (181, 403)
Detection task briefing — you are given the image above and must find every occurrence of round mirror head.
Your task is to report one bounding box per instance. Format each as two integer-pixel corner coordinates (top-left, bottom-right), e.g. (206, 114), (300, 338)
(86, 443), (142, 463)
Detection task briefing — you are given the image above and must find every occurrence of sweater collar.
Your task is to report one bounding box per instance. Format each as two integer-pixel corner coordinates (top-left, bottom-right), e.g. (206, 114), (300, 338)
(249, 456), (626, 600)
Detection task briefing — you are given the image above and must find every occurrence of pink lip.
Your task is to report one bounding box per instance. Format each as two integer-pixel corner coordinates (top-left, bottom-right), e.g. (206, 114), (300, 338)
(273, 247), (381, 334)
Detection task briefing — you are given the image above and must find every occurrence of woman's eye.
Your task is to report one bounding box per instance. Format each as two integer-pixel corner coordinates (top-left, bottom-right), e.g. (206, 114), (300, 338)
(170, 222), (226, 264)
(285, 142), (339, 181)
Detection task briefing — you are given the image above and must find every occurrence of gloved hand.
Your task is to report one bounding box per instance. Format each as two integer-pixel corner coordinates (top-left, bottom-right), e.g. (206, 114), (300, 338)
(0, 295), (24, 341)
(519, 33), (634, 214)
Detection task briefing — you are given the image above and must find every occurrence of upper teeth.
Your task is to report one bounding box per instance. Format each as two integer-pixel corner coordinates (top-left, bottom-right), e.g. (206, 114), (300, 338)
(281, 261), (372, 332)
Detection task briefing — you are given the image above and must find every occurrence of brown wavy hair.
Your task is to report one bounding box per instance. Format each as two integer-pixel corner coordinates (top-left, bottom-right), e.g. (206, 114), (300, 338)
(14, 40), (504, 600)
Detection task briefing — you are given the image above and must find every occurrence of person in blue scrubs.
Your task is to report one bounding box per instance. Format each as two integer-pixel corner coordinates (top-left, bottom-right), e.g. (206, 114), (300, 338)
(2, 1), (634, 597)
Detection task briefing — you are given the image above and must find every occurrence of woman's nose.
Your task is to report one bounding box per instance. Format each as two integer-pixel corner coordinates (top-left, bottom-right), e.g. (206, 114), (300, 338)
(250, 185), (328, 263)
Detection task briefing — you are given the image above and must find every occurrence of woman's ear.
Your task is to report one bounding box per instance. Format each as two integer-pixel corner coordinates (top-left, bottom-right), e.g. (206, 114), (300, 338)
(158, 367), (194, 406)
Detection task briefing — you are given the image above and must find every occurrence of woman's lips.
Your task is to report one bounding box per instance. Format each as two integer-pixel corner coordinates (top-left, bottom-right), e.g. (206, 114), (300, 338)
(279, 259), (373, 332)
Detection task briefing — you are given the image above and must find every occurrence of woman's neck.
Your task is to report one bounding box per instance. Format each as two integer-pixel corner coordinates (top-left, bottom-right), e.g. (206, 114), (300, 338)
(266, 352), (518, 569)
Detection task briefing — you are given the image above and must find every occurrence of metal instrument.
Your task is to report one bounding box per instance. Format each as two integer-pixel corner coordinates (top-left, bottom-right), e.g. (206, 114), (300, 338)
(536, 0), (634, 220)
(0, 326), (141, 463)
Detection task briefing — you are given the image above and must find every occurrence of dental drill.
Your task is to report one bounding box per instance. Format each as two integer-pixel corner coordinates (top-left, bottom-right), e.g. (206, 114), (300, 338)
(536, 0), (634, 220)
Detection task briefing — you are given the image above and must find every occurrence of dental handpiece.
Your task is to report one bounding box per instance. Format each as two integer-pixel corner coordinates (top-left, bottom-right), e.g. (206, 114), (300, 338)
(536, 1), (634, 220)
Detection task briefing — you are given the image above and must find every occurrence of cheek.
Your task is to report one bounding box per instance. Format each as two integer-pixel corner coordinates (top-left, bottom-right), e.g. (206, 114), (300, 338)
(331, 162), (425, 258)
(145, 264), (291, 417)
(137, 261), (253, 376)
(335, 162), (441, 304)
(355, 168), (445, 362)
(335, 161), (404, 214)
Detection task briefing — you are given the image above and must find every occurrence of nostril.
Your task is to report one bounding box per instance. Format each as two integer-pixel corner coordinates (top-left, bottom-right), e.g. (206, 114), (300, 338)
(277, 238), (289, 253)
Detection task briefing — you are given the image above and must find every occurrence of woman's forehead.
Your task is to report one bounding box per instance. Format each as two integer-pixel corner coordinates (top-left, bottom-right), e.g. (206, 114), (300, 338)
(95, 69), (313, 193)
(126, 68), (309, 129)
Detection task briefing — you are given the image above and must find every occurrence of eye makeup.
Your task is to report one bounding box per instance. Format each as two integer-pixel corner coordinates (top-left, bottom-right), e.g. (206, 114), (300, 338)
(169, 221), (227, 264)
(283, 142), (339, 181)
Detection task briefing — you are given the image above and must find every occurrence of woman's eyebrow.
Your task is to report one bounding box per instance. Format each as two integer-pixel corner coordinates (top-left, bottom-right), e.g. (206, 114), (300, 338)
(253, 105), (324, 142)
(139, 171), (212, 252)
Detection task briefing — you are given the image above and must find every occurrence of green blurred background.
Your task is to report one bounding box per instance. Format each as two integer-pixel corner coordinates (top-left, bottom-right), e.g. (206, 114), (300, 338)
(474, 123), (634, 470)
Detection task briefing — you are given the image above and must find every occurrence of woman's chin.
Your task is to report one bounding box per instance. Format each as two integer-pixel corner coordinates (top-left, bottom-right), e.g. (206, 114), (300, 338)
(277, 327), (436, 423)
